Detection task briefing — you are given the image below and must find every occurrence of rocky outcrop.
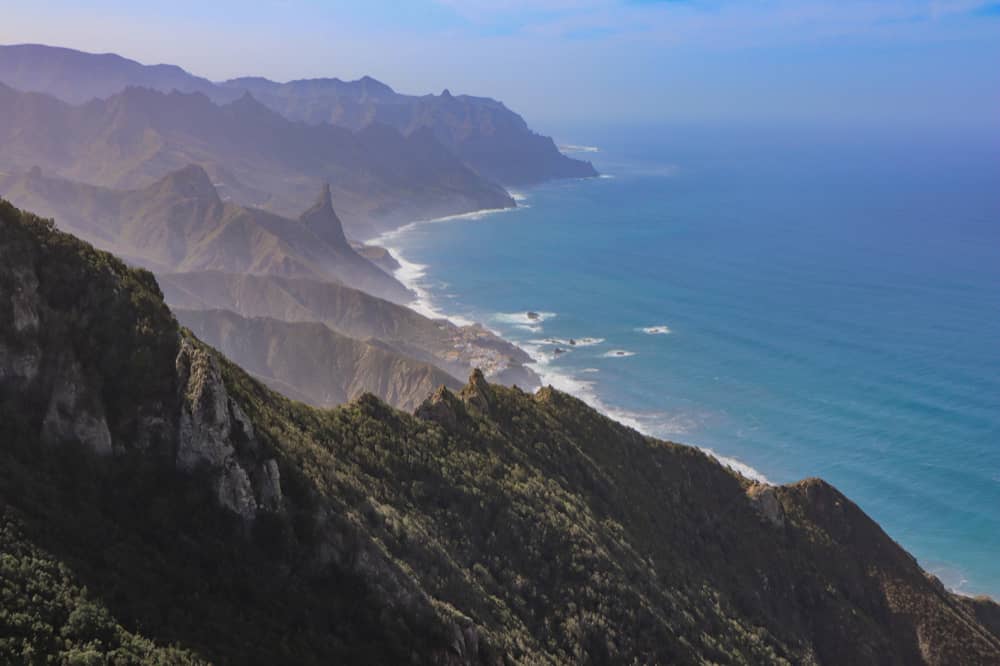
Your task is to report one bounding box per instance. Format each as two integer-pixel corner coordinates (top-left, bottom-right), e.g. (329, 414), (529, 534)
(747, 482), (785, 527)
(4, 197), (1000, 665)
(40, 357), (113, 456)
(175, 338), (281, 521)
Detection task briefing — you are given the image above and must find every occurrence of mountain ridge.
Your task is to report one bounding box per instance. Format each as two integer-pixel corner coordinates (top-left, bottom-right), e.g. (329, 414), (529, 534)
(0, 165), (414, 302)
(157, 270), (542, 389)
(0, 43), (597, 189)
(175, 307), (463, 412)
(0, 79), (515, 236)
(2, 197), (999, 664)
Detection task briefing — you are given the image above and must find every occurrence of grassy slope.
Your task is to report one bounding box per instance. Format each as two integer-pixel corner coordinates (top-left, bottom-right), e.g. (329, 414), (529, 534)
(2, 198), (999, 664)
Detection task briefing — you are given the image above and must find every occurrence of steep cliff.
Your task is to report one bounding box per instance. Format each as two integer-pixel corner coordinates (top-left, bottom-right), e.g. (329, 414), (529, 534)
(0, 44), (597, 189)
(0, 81), (514, 234)
(0, 166), (413, 303)
(2, 198), (999, 664)
(175, 307), (463, 412)
(157, 270), (540, 389)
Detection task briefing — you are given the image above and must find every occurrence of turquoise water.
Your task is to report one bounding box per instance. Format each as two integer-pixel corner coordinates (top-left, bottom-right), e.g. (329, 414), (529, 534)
(378, 125), (1000, 597)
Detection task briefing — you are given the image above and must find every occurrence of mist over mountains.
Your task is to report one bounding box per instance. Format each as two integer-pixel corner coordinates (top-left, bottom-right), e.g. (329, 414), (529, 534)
(3, 202), (999, 663)
(2, 38), (998, 665)
(0, 43), (555, 413)
(0, 43), (596, 193)
(0, 80), (514, 235)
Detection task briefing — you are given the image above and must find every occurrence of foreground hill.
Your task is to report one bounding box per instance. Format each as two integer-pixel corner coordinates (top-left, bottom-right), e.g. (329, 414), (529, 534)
(0, 165), (411, 302)
(3, 202), (999, 664)
(0, 43), (596, 188)
(0, 81), (513, 235)
(175, 308), (462, 412)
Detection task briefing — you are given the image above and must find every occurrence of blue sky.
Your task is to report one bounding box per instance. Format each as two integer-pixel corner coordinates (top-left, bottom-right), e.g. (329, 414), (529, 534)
(2, 0), (999, 132)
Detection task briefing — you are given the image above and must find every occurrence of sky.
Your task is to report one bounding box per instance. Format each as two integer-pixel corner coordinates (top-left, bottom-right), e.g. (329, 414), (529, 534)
(2, 0), (999, 133)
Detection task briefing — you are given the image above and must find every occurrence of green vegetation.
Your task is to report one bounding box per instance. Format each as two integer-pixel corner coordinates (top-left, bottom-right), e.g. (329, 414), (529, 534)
(2, 198), (999, 663)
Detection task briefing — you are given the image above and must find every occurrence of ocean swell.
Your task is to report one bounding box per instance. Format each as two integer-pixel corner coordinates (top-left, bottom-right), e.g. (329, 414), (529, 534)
(373, 195), (771, 484)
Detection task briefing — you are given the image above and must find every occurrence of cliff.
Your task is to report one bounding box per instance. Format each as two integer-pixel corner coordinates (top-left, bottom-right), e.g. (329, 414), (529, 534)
(0, 43), (596, 190)
(0, 166), (413, 303)
(175, 308), (463, 412)
(157, 270), (540, 390)
(0, 80), (513, 236)
(2, 198), (999, 663)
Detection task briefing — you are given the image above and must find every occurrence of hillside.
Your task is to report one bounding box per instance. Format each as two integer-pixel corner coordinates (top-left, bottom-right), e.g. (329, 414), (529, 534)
(175, 308), (462, 412)
(0, 166), (412, 303)
(220, 79), (598, 186)
(0, 81), (513, 235)
(157, 270), (540, 389)
(0, 43), (596, 188)
(3, 200), (1000, 664)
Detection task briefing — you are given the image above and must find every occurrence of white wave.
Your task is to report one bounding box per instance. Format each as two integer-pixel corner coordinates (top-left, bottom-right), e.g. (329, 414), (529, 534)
(387, 253), (476, 326)
(603, 349), (637, 358)
(376, 198), (771, 487)
(700, 448), (770, 483)
(598, 174), (615, 179)
(529, 336), (604, 348)
(370, 205), (521, 328)
(373, 204), (517, 246)
(559, 144), (600, 153)
(509, 190), (529, 203)
(494, 311), (557, 327)
(640, 325), (672, 335)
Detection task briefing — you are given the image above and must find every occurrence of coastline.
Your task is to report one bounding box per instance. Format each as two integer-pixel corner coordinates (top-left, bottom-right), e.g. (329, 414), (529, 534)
(372, 194), (997, 597)
(372, 190), (772, 485)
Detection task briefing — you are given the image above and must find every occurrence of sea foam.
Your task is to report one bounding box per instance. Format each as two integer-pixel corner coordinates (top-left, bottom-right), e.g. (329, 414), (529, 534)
(375, 195), (771, 487)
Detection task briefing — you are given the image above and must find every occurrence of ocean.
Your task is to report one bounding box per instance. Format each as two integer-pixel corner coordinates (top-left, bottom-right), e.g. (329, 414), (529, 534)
(375, 124), (1000, 597)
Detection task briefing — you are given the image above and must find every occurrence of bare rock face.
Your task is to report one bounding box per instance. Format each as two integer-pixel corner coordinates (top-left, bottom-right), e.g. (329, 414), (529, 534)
(175, 338), (281, 521)
(176, 339), (236, 470)
(415, 385), (465, 429)
(40, 357), (113, 456)
(747, 483), (785, 528)
(0, 250), (42, 387)
(10, 262), (40, 334)
(254, 459), (283, 512)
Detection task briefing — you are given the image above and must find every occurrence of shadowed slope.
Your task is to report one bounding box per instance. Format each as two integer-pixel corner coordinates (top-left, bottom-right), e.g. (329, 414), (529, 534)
(2, 198), (998, 663)
(0, 80), (514, 235)
(0, 166), (412, 303)
(0, 43), (596, 188)
(175, 307), (462, 411)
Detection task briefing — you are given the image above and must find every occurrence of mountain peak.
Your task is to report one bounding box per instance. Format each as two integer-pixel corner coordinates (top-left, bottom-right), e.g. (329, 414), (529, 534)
(148, 164), (221, 204)
(299, 182), (348, 248)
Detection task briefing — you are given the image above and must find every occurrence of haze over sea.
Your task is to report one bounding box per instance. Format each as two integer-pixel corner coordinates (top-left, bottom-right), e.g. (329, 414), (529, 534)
(378, 124), (1000, 597)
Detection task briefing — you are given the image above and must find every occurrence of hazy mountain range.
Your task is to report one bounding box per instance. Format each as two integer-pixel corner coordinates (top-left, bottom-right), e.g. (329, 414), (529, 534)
(0, 162), (542, 405)
(0, 164), (411, 303)
(0, 80), (515, 236)
(158, 270), (540, 390)
(0, 43), (597, 191)
(174, 308), (462, 411)
(2, 200), (998, 663)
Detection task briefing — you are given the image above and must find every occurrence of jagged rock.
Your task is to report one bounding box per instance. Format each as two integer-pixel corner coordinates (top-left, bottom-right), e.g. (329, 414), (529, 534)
(461, 368), (493, 414)
(41, 358), (112, 456)
(176, 340), (236, 470)
(415, 385), (464, 429)
(175, 338), (279, 520)
(217, 460), (257, 522)
(255, 459), (282, 511)
(10, 263), (40, 333)
(747, 483), (785, 528)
